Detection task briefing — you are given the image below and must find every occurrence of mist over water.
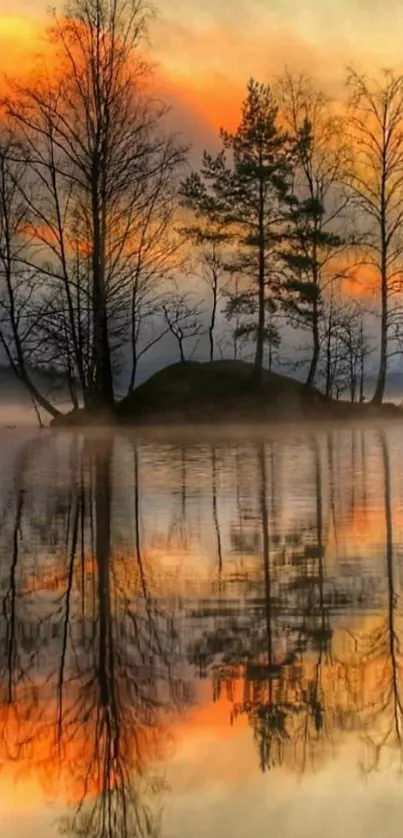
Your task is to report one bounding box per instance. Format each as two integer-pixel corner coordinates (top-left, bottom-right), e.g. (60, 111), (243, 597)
(1, 425), (403, 837)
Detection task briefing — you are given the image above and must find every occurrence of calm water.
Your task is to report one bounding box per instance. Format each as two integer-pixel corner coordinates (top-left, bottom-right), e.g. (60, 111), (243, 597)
(1, 425), (403, 837)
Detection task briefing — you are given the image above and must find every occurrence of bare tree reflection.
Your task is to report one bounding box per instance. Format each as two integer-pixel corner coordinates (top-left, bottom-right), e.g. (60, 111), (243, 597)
(357, 432), (403, 774)
(0, 434), (187, 838)
(58, 437), (184, 837)
(4, 426), (403, 824)
(0, 437), (49, 766)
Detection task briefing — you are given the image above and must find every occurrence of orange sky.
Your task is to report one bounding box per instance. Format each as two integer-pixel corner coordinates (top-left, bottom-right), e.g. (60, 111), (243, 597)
(2, 1), (403, 306)
(3, 0), (403, 143)
(0, 16), (45, 78)
(153, 0), (403, 139)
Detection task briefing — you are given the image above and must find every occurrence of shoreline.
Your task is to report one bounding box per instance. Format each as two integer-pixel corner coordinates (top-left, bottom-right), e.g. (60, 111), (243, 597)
(50, 401), (403, 430)
(49, 360), (403, 430)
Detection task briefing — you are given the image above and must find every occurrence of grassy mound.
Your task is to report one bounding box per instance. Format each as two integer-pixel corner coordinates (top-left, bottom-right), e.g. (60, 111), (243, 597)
(116, 360), (327, 423)
(50, 360), (403, 428)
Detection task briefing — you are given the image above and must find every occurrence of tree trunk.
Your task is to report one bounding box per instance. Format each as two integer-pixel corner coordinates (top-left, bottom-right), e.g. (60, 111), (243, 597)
(359, 347), (365, 403)
(307, 297), (320, 387)
(325, 313), (332, 399)
(91, 172), (114, 409)
(254, 265), (265, 384)
(372, 167), (388, 405)
(372, 275), (388, 404)
(349, 349), (356, 403)
(21, 368), (61, 419)
(49, 151), (86, 399)
(0, 332), (61, 420)
(306, 239), (320, 387)
(92, 299), (114, 408)
(128, 353), (137, 396)
(209, 281), (217, 364)
(127, 282), (139, 395)
(253, 166), (265, 387)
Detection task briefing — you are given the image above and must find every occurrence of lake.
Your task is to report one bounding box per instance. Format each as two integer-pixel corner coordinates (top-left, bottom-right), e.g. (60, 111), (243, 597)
(1, 424), (403, 837)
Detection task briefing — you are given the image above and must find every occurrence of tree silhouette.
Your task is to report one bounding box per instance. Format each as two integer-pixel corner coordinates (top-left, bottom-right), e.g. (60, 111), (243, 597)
(181, 79), (295, 385)
(345, 69), (403, 404)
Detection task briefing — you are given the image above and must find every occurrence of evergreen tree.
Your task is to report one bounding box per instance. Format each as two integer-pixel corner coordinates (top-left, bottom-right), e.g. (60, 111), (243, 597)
(282, 121), (342, 378)
(181, 79), (295, 384)
(278, 71), (348, 386)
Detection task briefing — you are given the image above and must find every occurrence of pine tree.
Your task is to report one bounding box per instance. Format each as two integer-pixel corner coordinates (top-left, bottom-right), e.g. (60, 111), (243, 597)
(181, 79), (295, 385)
(277, 71), (348, 386)
(281, 119), (342, 378)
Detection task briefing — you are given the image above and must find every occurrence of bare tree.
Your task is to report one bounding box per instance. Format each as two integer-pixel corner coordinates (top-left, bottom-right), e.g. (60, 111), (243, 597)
(202, 243), (222, 362)
(4, 0), (185, 413)
(345, 68), (403, 404)
(123, 167), (185, 394)
(188, 235), (228, 364)
(0, 133), (63, 418)
(162, 288), (204, 364)
(319, 288), (372, 402)
(179, 214), (228, 364)
(339, 303), (371, 403)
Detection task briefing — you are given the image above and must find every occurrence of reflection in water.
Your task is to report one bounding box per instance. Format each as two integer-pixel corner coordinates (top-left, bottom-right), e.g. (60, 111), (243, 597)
(2, 427), (403, 834)
(358, 433), (403, 775)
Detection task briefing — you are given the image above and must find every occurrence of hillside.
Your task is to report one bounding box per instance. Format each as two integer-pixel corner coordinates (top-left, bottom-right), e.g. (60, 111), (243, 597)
(115, 360), (386, 424)
(51, 360), (403, 427)
(116, 360), (325, 423)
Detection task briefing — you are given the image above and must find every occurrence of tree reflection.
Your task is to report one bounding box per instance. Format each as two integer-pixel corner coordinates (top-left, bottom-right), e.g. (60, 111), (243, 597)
(59, 437), (186, 837)
(233, 442), (290, 772)
(229, 440), (337, 773)
(185, 434), (372, 775)
(3, 425), (403, 826)
(0, 434), (187, 838)
(289, 439), (335, 773)
(355, 432), (403, 774)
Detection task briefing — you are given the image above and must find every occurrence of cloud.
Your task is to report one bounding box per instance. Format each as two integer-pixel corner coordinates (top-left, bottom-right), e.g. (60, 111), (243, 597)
(150, 0), (403, 149)
(1, 4), (401, 154)
(151, 15), (345, 85)
(150, 16), (351, 151)
(0, 0), (43, 16)
(156, 0), (403, 59)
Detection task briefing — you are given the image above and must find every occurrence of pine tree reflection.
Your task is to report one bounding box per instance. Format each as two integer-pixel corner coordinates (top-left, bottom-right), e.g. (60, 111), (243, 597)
(232, 442), (291, 772)
(185, 436), (372, 775)
(229, 440), (337, 773)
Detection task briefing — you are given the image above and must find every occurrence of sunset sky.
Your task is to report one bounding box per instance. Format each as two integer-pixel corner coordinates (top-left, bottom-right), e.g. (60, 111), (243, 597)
(2, 0), (403, 149)
(0, 0), (401, 370)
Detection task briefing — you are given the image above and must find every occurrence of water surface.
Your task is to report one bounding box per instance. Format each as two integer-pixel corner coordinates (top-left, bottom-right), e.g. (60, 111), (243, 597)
(1, 425), (403, 837)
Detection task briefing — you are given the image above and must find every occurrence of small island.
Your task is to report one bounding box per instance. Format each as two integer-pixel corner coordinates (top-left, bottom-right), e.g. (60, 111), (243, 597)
(51, 360), (403, 428)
